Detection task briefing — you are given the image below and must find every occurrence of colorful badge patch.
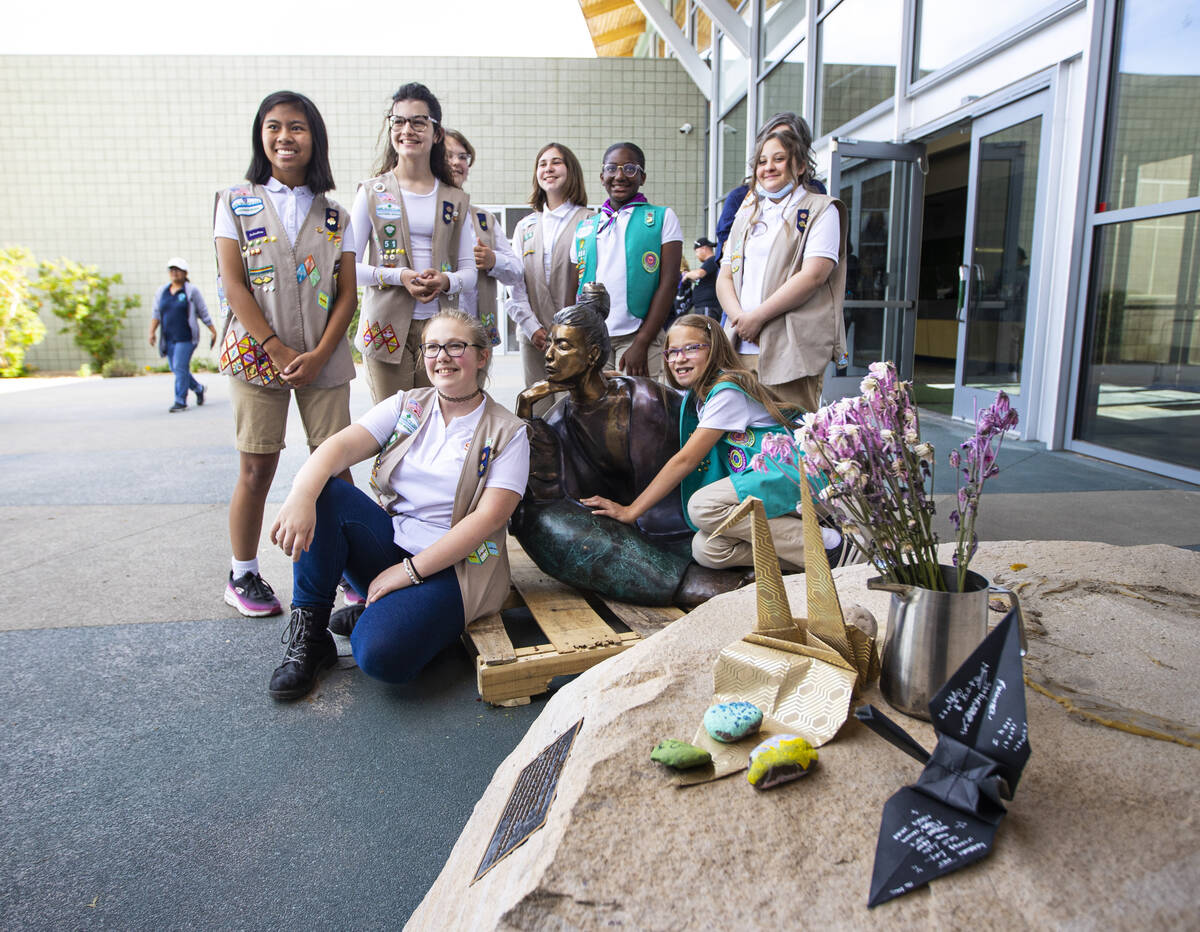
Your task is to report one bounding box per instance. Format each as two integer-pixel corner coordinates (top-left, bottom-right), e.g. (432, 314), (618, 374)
(644, 211), (656, 227)
(317, 291), (329, 310)
(376, 203), (403, 220)
(324, 207), (339, 232)
(372, 180), (387, 192)
(466, 540), (501, 565)
(231, 195), (264, 217)
(442, 201), (458, 224)
(477, 438), (494, 477)
(383, 223), (396, 237)
(476, 211), (488, 232)
(249, 265), (275, 287)
(376, 191), (397, 204)
(728, 448), (748, 472)
(522, 227), (536, 256)
(308, 267), (321, 288)
(796, 208), (810, 235)
(727, 429), (756, 447)
(642, 251), (659, 274)
(245, 226), (267, 241)
(296, 263), (307, 283)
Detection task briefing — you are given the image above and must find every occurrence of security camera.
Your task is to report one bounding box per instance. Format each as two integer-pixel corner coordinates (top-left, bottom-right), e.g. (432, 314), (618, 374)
(679, 122), (694, 135)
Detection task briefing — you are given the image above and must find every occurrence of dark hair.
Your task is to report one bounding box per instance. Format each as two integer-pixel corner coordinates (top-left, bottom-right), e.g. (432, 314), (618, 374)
(665, 314), (799, 425)
(246, 91), (335, 194)
(744, 130), (811, 229)
(552, 282), (611, 363)
(530, 142), (588, 211)
(443, 128), (476, 166)
(603, 141), (646, 169)
(371, 83), (456, 187)
(753, 112), (817, 186)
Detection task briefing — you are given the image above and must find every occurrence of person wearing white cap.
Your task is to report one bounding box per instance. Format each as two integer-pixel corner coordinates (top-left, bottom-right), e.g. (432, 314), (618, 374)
(150, 257), (217, 412)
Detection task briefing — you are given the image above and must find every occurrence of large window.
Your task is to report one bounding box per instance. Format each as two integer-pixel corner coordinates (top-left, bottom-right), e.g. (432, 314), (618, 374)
(912, 0), (1067, 81)
(760, 0), (806, 70)
(759, 40), (806, 123)
(720, 97), (750, 196)
(1096, 0), (1200, 212)
(816, 0), (900, 136)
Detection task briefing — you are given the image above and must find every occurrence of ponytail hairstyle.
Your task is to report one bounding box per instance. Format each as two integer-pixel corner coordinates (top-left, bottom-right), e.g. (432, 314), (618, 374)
(372, 82), (456, 187)
(247, 91), (335, 194)
(665, 314), (799, 427)
(530, 142), (588, 211)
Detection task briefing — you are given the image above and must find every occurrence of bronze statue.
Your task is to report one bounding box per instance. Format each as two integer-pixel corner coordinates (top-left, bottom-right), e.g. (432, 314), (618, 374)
(512, 283), (746, 607)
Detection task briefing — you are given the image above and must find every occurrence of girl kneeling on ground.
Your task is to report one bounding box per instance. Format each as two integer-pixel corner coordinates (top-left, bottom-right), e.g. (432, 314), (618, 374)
(267, 310), (529, 700)
(582, 314), (849, 572)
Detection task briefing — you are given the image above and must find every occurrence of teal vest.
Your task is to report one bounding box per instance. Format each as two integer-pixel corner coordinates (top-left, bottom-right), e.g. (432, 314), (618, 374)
(575, 203), (666, 319)
(679, 380), (806, 531)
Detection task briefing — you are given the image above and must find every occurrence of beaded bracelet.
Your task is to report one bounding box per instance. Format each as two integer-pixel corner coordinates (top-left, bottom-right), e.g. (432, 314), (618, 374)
(403, 557), (424, 586)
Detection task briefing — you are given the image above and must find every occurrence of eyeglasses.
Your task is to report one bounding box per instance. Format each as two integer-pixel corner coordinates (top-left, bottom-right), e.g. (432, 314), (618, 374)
(387, 114), (438, 132)
(663, 343), (710, 361)
(420, 341), (482, 358)
(447, 152), (473, 166)
(601, 162), (644, 179)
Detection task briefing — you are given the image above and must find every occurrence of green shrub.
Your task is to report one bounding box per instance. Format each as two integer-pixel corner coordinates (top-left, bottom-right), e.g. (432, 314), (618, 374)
(192, 356), (220, 373)
(0, 247), (47, 377)
(34, 259), (140, 369)
(348, 288), (363, 362)
(101, 357), (140, 378)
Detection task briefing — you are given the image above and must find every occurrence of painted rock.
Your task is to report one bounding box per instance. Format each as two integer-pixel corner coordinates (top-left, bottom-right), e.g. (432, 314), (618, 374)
(650, 739), (712, 770)
(746, 734), (818, 789)
(703, 701), (763, 743)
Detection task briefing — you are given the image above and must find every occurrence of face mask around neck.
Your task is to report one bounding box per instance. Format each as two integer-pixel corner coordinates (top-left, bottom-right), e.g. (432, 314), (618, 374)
(756, 180), (795, 201)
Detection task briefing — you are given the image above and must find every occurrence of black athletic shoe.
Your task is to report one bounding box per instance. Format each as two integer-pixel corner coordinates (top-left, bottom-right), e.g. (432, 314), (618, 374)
(329, 603), (364, 638)
(268, 607), (337, 701)
(195, 384), (205, 406)
(169, 403), (187, 413)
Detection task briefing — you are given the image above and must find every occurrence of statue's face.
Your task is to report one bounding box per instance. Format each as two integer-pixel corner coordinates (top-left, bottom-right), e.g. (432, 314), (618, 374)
(544, 324), (598, 384)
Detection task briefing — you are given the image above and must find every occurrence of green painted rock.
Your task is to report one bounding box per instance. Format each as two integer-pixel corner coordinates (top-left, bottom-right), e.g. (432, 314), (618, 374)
(703, 701), (763, 743)
(650, 739), (712, 770)
(746, 734), (818, 789)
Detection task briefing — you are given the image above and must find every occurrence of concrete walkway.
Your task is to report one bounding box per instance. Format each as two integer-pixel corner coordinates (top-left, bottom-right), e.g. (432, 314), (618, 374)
(1, 357), (1196, 930)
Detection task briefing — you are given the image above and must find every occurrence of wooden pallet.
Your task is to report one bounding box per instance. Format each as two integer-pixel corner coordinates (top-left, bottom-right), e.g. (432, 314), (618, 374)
(464, 544), (684, 706)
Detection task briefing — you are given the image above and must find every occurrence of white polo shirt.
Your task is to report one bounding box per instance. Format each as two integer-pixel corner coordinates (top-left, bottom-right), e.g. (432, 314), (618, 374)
(214, 176), (354, 248)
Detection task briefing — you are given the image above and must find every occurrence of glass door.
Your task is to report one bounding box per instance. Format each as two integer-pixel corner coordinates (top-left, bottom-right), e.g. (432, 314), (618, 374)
(954, 91), (1051, 424)
(827, 139), (926, 401)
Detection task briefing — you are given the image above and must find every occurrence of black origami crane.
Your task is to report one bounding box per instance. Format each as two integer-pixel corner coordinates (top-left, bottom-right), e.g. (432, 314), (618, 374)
(856, 609), (1030, 908)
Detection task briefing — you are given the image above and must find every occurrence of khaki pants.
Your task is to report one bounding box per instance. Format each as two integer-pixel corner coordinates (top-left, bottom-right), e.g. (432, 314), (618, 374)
(737, 352), (823, 414)
(609, 329), (666, 381)
(229, 378), (351, 454)
(687, 477), (807, 572)
(364, 323), (430, 404)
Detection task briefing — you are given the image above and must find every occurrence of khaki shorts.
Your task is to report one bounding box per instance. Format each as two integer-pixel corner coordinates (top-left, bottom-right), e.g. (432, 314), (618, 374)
(609, 330), (666, 381)
(229, 378), (352, 454)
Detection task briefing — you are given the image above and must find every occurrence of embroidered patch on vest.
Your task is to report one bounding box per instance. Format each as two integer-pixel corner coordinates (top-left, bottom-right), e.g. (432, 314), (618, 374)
(440, 261), (452, 273)
(727, 428), (756, 447)
(381, 324), (399, 353)
(372, 180), (386, 193)
(308, 267), (321, 287)
(325, 208), (339, 232)
(477, 211), (488, 232)
(442, 201), (458, 224)
(376, 191), (397, 204)
(728, 448), (749, 472)
(249, 265), (274, 287)
(376, 203), (403, 220)
(641, 251), (659, 274)
(477, 438), (494, 477)
(317, 291), (329, 310)
(467, 540), (501, 565)
(303, 255), (316, 275)
(245, 226), (267, 241)
(383, 223), (396, 237)
(231, 195), (264, 216)
(295, 263), (307, 283)
(796, 208), (810, 235)
(644, 211), (656, 227)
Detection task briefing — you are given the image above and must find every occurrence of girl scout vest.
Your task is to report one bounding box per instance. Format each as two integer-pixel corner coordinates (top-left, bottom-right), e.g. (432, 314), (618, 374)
(469, 206), (500, 345)
(574, 203), (666, 319)
(356, 175), (469, 363)
(517, 206), (593, 329)
(214, 184), (355, 389)
(368, 388), (528, 623)
(678, 381), (805, 531)
(726, 191), (849, 385)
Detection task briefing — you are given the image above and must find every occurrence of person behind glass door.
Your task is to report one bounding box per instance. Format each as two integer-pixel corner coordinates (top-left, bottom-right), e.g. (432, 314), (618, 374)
(506, 143), (592, 399)
(442, 128), (523, 348)
(684, 237), (721, 321)
(568, 142), (683, 380)
(213, 90), (357, 618)
(351, 82), (476, 403)
(716, 128), (848, 415)
(149, 257), (216, 412)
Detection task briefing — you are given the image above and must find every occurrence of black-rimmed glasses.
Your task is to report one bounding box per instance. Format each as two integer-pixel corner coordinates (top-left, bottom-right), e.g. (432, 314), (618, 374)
(419, 341), (483, 358)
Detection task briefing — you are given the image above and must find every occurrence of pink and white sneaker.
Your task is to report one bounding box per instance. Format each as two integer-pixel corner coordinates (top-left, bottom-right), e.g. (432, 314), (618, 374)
(224, 570), (283, 617)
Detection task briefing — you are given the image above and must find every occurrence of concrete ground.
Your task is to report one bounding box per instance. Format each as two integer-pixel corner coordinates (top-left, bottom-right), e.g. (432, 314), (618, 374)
(2, 355), (1197, 930)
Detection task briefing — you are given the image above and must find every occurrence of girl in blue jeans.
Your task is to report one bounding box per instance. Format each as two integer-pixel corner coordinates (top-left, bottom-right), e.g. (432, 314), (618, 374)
(149, 257), (216, 412)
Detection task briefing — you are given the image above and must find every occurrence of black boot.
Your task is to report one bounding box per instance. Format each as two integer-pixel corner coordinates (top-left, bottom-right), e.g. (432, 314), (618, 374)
(268, 606), (337, 700)
(329, 602), (364, 638)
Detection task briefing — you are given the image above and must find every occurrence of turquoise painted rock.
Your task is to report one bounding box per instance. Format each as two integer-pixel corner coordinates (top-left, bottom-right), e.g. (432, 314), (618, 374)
(650, 739), (712, 770)
(746, 734), (818, 789)
(703, 701), (763, 743)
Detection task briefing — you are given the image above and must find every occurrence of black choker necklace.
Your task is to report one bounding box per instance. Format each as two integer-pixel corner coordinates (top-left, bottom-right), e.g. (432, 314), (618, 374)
(437, 387), (482, 404)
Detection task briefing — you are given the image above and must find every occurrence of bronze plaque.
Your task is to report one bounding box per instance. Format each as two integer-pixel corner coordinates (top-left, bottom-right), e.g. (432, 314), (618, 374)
(472, 719), (583, 883)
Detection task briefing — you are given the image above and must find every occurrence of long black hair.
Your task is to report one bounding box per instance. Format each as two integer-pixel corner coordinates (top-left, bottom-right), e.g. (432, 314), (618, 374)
(371, 82), (456, 187)
(246, 91), (335, 194)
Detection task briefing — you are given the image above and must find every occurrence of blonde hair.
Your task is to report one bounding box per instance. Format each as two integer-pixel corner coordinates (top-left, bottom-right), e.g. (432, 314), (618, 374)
(421, 310), (492, 387)
(666, 314), (798, 426)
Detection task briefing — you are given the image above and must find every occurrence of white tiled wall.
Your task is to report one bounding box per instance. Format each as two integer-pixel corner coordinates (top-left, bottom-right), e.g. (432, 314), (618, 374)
(0, 56), (707, 369)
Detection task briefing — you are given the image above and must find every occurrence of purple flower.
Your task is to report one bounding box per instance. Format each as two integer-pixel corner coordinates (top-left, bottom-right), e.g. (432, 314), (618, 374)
(760, 433), (796, 465)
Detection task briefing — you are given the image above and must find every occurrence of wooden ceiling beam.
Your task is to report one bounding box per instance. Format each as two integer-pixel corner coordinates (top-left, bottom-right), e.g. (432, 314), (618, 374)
(593, 21), (646, 46)
(581, 0), (634, 17)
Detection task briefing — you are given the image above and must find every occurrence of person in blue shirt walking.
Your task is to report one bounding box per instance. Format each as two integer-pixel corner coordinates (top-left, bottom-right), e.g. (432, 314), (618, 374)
(149, 257), (217, 412)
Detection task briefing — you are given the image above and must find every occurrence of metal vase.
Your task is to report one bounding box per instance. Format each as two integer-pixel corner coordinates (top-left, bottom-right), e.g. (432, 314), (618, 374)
(868, 566), (1025, 721)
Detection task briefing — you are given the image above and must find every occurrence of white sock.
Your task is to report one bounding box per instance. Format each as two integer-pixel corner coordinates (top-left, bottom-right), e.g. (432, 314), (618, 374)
(232, 557), (259, 578)
(821, 527), (842, 550)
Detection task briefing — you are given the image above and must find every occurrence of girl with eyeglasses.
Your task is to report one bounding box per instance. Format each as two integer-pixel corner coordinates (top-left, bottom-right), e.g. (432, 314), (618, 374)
(716, 127), (848, 415)
(213, 90), (357, 619)
(350, 83), (475, 403)
(506, 143), (593, 397)
(568, 141), (682, 380)
(266, 309), (530, 700)
(582, 314), (850, 572)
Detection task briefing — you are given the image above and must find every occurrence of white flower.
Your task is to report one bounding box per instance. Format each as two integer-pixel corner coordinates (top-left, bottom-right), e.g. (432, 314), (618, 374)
(903, 429), (919, 444)
(912, 442), (934, 461)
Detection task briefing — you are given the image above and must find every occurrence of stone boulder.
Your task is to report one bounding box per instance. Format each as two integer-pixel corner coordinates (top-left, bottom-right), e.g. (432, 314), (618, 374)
(408, 542), (1200, 929)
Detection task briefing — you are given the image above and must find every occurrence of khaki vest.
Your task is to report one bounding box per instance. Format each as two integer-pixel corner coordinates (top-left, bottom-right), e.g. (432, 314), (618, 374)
(356, 175), (469, 362)
(369, 387), (528, 623)
(516, 205), (593, 329)
(469, 206), (499, 342)
(214, 184), (355, 389)
(726, 191), (849, 384)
